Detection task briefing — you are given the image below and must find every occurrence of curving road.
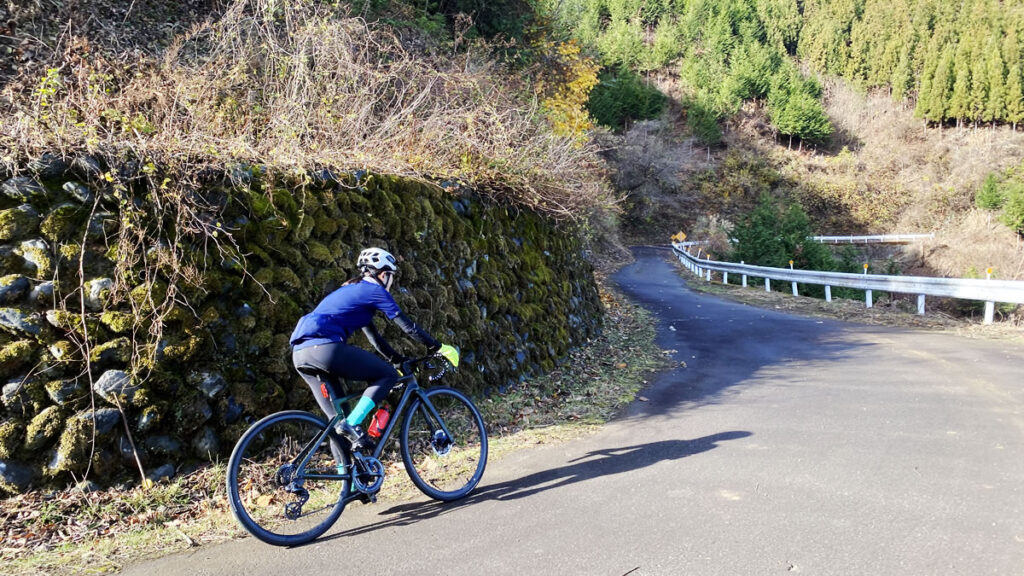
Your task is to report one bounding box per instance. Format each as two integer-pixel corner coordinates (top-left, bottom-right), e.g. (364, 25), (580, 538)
(123, 247), (1024, 575)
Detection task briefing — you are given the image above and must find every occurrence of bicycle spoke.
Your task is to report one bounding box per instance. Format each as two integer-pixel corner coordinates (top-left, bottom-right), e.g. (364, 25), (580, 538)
(227, 411), (350, 546)
(400, 388), (487, 501)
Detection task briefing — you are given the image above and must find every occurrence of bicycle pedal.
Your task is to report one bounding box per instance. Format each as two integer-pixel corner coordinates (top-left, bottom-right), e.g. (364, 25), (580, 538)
(358, 492), (378, 504)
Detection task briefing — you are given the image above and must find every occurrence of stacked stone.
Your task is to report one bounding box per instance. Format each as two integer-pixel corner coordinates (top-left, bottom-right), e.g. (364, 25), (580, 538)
(0, 156), (603, 494)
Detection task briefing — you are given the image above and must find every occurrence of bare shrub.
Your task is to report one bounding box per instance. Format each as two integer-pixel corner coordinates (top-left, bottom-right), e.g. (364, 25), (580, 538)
(597, 120), (704, 241)
(0, 0), (616, 220)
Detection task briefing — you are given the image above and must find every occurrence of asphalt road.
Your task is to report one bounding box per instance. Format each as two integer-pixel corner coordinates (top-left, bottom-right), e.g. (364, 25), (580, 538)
(122, 247), (1024, 575)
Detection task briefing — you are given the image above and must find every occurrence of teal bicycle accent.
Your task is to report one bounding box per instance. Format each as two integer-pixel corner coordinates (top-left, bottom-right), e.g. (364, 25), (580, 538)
(226, 355), (488, 546)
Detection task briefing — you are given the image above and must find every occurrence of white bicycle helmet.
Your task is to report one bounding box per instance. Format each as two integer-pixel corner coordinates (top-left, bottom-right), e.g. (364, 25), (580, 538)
(357, 247), (398, 272)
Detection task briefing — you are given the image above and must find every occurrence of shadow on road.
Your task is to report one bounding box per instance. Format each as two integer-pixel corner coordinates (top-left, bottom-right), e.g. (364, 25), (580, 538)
(318, 431), (751, 543)
(614, 247), (875, 419)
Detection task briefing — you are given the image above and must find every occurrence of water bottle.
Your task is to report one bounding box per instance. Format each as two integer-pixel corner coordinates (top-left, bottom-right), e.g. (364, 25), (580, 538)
(367, 404), (390, 438)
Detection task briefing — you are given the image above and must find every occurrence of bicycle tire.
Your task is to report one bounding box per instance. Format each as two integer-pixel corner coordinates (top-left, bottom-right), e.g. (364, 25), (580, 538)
(226, 410), (351, 546)
(400, 387), (487, 501)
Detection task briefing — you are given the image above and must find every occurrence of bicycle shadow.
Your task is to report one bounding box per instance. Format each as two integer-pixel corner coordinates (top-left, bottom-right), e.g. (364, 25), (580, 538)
(319, 430), (751, 542)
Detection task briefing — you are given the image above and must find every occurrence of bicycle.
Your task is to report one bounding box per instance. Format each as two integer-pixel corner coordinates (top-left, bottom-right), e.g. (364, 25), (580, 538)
(225, 354), (488, 546)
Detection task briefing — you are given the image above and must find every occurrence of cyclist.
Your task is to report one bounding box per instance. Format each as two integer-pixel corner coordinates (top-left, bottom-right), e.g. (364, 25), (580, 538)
(290, 247), (459, 451)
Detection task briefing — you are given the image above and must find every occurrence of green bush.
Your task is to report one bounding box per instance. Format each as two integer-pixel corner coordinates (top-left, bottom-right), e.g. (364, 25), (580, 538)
(686, 97), (722, 146)
(587, 67), (666, 131)
(975, 173), (1005, 210)
(729, 194), (836, 297)
(767, 64), (833, 146)
(1000, 181), (1024, 234)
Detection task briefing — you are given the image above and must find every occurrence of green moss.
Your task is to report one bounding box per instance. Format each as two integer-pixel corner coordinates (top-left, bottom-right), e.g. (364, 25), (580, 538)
(163, 306), (192, 323)
(250, 329), (272, 350)
(0, 205), (40, 241)
(253, 267), (275, 285)
(237, 313), (257, 331)
(47, 309), (83, 332)
(57, 243), (82, 263)
(162, 332), (204, 362)
(99, 311), (135, 333)
(136, 405), (162, 430)
(0, 340), (34, 371)
(0, 168), (606, 487)
(129, 281), (167, 313)
(89, 337), (131, 364)
(306, 240), (333, 263)
(230, 377), (285, 413)
(292, 211), (316, 242)
(0, 420), (22, 459)
(246, 190), (274, 217)
(40, 204), (83, 242)
(313, 215), (339, 237)
(200, 306), (220, 324)
(21, 245), (53, 279)
(24, 405), (63, 451)
(266, 290), (301, 331)
(271, 188), (299, 220)
(50, 415), (91, 476)
(273, 267), (301, 290)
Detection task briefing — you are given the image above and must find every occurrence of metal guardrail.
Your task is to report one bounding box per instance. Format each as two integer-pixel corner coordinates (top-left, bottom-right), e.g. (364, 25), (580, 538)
(811, 234), (935, 244)
(678, 234), (933, 248)
(671, 242), (1024, 324)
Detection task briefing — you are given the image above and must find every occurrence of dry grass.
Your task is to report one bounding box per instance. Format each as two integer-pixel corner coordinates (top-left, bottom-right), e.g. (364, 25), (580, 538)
(0, 0), (616, 220)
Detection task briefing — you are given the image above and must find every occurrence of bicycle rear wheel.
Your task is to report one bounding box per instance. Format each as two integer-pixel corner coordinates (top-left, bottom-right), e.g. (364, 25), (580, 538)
(226, 410), (350, 546)
(400, 387), (487, 501)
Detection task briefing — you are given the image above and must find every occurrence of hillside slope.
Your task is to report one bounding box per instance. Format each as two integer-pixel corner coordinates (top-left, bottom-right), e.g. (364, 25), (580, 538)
(604, 70), (1024, 279)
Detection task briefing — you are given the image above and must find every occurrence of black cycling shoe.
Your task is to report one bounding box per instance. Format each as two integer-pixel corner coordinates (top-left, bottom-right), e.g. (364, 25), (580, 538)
(335, 420), (376, 451)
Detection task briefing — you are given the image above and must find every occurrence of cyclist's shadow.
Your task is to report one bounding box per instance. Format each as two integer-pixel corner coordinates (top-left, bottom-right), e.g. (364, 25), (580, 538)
(477, 430), (751, 502)
(328, 430), (751, 540)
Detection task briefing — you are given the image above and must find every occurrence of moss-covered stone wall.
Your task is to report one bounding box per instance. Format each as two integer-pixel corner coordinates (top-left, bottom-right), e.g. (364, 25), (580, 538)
(0, 155), (603, 493)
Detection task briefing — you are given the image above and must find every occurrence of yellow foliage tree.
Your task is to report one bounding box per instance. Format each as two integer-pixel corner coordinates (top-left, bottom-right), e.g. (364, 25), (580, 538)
(535, 39), (600, 140)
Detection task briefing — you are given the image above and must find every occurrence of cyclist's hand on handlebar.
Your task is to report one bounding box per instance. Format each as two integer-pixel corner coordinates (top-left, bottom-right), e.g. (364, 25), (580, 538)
(436, 343), (460, 368)
(390, 355), (410, 375)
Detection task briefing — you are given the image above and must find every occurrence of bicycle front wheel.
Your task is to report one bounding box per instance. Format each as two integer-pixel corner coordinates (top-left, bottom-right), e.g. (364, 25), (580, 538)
(400, 387), (487, 501)
(226, 410), (350, 546)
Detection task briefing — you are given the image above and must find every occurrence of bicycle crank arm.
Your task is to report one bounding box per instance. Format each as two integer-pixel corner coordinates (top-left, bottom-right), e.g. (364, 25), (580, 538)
(349, 454), (385, 494)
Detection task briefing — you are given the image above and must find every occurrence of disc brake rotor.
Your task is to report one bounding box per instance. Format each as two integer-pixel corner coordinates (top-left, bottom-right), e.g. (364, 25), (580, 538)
(431, 430), (453, 456)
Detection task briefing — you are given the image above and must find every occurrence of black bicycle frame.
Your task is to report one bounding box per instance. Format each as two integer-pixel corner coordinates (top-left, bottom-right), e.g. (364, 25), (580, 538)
(289, 361), (456, 493)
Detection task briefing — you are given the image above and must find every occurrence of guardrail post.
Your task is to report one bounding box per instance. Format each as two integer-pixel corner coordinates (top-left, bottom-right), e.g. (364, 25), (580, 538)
(789, 260), (797, 295)
(917, 294), (925, 315)
(706, 269), (712, 282)
(723, 272), (729, 285)
(765, 277), (771, 292)
(825, 285), (832, 302)
(984, 268), (995, 324)
(863, 263), (872, 308)
(741, 261), (747, 287)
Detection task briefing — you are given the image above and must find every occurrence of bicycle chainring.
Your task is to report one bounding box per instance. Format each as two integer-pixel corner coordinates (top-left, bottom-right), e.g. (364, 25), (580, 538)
(351, 454), (385, 495)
